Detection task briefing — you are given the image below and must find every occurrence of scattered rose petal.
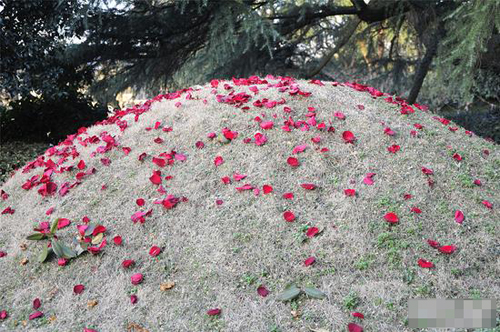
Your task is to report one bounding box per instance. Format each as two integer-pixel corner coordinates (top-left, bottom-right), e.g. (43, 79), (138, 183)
(113, 236), (123, 245)
(421, 167), (433, 175)
(33, 298), (41, 310)
(342, 131), (356, 144)
(149, 170), (162, 185)
(0, 251), (6, 258)
(438, 245), (456, 254)
(221, 176), (231, 184)
(233, 173), (247, 181)
(384, 212), (399, 224)
(418, 259), (434, 268)
(363, 173), (376, 185)
(130, 295), (138, 304)
(410, 207), (422, 214)
(292, 144), (308, 154)
(195, 141), (205, 149)
(306, 226), (319, 238)
(452, 153), (462, 161)
(260, 121), (274, 130)
(254, 132), (268, 146)
(136, 198), (145, 207)
(474, 179), (482, 186)
(58, 258), (67, 266)
(301, 183), (316, 190)
(46, 207), (54, 215)
(122, 260), (135, 268)
(454, 210), (464, 224)
(304, 256), (316, 266)
(149, 246), (161, 257)
(482, 200), (493, 209)
(426, 240), (440, 249)
(287, 157), (299, 167)
(29, 311), (44, 320)
(257, 285), (269, 297)
(403, 193), (412, 200)
(384, 127), (395, 136)
(216, 199), (223, 205)
(74, 284), (85, 294)
(57, 218), (71, 229)
(214, 156), (224, 166)
(344, 189), (356, 197)
(263, 185), (273, 194)
(283, 211), (295, 222)
(0, 310), (7, 320)
(387, 145), (400, 153)
(352, 312), (364, 319)
(131, 273), (143, 285)
(282, 192), (294, 200)
(348, 322), (363, 332)
(207, 308), (221, 316)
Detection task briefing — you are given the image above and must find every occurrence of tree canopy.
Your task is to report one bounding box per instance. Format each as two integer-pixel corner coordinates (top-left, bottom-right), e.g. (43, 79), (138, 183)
(1, 0), (499, 109)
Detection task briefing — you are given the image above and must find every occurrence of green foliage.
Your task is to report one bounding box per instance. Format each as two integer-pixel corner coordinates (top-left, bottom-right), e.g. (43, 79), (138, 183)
(0, 89), (106, 144)
(432, 0), (500, 104)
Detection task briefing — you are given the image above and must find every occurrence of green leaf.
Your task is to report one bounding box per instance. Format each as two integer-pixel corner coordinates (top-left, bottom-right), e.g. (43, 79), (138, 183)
(26, 233), (45, 241)
(276, 284), (301, 302)
(303, 287), (327, 299)
(38, 246), (51, 263)
(51, 240), (64, 257)
(50, 218), (60, 234)
(84, 225), (95, 237)
(59, 242), (77, 259)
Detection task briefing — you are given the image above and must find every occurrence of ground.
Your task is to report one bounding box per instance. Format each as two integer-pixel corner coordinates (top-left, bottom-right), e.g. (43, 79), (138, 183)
(0, 76), (498, 332)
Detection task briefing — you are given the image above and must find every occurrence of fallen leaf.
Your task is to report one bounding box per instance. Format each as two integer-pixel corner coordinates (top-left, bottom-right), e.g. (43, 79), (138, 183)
(160, 281), (175, 291)
(87, 300), (98, 308)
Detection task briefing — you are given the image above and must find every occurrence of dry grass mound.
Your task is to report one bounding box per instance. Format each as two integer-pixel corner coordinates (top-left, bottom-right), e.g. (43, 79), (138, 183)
(0, 76), (498, 332)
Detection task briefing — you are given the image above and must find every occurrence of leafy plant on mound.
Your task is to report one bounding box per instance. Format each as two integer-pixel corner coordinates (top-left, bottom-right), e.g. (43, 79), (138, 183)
(26, 218), (107, 264)
(0, 76), (498, 332)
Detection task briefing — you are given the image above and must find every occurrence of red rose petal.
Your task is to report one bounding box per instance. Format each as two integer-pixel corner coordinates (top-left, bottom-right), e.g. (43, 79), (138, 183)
(57, 218), (71, 229)
(287, 157), (299, 167)
(113, 236), (123, 245)
(149, 170), (162, 185)
(301, 183), (316, 190)
(58, 258), (67, 266)
(454, 210), (464, 224)
(136, 198), (145, 206)
(306, 227), (319, 238)
(304, 256), (316, 266)
(438, 245), (456, 254)
(421, 167), (434, 175)
(73, 284), (85, 294)
(351, 312), (364, 319)
(482, 200), (493, 209)
(122, 260), (135, 268)
(283, 211), (295, 222)
(33, 298), (41, 310)
(427, 239), (440, 248)
(214, 156), (224, 166)
(28, 311), (43, 320)
(207, 308), (221, 316)
(410, 207), (422, 214)
(348, 322), (363, 332)
(384, 212), (399, 223)
(0, 310), (7, 320)
(257, 285), (269, 297)
(130, 294), (138, 304)
(418, 258), (434, 268)
(282, 192), (294, 200)
(344, 189), (356, 197)
(387, 145), (400, 153)
(262, 185), (273, 194)
(131, 273), (143, 285)
(149, 246), (161, 257)
(342, 131), (356, 144)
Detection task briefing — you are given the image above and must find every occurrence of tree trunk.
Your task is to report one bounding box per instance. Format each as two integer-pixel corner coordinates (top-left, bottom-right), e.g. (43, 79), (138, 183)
(407, 26), (440, 105)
